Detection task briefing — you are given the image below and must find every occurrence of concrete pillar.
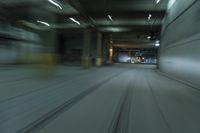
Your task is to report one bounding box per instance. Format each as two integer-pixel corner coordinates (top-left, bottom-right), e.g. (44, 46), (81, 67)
(109, 46), (113, 63)
(82, 29), (92, 68)
(16, 8), (58, 64)
(96, 32), (103, 66)
(102, 36), (107, 64)
(128, 51), (131, 63)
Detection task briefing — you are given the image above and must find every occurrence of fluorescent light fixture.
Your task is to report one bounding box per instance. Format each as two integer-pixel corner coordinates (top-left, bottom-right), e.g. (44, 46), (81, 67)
(37, 20), (50, 27)
(48, 0), (62, 10)
(156, 0), (161, 4)
(108, 15), (113, 21)
(111, 27), (120, 32)
(69, 18), (80, 25)
(168, 0), (176, 9)
(147, 36), (151, 39)
(155, 43), (160, 47)
(148, 14), (152, 21)
(156, 40), (160, 43)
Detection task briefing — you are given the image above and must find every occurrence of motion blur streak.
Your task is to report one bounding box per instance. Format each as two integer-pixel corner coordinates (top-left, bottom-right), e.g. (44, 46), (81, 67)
(0, 0), (200, 133)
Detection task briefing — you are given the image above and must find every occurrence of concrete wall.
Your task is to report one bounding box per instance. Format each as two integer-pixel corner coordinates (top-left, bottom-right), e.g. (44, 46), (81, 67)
(0, 25), (42, 64)
(58, 32), (97, 65)
(158, 0), (200, 87)
(64, 36), (83, 63)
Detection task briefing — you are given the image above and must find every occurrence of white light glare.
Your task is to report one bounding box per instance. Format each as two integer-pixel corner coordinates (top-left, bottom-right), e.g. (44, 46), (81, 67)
(156, 40), (160, 43)
(48, 0), (62, 10)
(148, 14), (152, 21)
(168, 0), (176, 9)
(111, 27), (120, 32)
(108, 15), (113, 21)
(155, 43), (160, 47)
(156, 0), (161, 4)
(69, 18), (80, 25)
(37, 20), (50, 27)
(147, 36), (151, 39)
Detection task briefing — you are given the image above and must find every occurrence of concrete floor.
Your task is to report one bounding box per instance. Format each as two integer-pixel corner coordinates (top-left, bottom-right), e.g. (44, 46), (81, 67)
(0, 64), (200, 133)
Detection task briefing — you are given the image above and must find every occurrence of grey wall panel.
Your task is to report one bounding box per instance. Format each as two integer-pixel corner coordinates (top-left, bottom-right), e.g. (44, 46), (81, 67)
(159, 0), (200, 88)
(161, 0), (199, 48)
(162, 0), (196, 29)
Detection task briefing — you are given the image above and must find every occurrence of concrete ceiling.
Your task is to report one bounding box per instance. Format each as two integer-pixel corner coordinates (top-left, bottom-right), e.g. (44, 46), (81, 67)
(0, 0), (169, 48)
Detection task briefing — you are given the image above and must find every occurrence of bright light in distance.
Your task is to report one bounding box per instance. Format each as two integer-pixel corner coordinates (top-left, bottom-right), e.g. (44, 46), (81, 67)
(69, 18), (80, 25)
(109, 48), (113, 56)
(48, 0), (62, 10)
(156, 0), (161, 4)
(37, 20), (50, 27)
(155, 43), (160, 47)
(156, 40), (160, 43)
(148, 14), (152, 21)
(108, 15), (113, 21)
(147, 36), (151, 39)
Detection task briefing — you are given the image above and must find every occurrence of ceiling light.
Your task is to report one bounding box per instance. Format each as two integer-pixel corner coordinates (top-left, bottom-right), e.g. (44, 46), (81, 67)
(69, 18), (80, 25)
(156, 40), (160, 43)
(147, 36), (151, 39)
(156, 0), (161, 4)
(108, 15), (113, 21)
(37, 20), (50, 27)
(155, 43), (160, 47)
(48, 0), (62, 10)
(148, 14), (152, 21)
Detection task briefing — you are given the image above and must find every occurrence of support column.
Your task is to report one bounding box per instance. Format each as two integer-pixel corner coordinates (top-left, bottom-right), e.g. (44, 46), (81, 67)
(96, 32), (103, 66)
(102, 36), (107, 64)
(128, 50), (131, 63)
(108, 45), (113, 63)
(16, 8), (58, 65)
(82, 29), (92, 68)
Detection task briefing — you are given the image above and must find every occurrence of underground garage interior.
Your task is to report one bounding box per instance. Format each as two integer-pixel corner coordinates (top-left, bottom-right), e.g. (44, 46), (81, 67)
(0, 0), (200, 133)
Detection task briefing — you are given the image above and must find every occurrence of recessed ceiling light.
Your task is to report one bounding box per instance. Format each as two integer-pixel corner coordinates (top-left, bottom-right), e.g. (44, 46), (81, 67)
(108, 15), (113, 21)
(155, 43), (160, 47)
(147, 36), (151, 39)
(156, 0), (161, 4)
(37, 20), (50, 27)
(148, 14), (152, 21)
(69, 18), (80, 25)
(156, 40), (160, 43)
(48, 0), (62, 10)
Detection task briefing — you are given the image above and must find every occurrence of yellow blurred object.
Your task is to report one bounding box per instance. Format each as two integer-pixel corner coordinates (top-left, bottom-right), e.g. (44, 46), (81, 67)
(31, 53), (59, 78)
(40, 53), (58, 65)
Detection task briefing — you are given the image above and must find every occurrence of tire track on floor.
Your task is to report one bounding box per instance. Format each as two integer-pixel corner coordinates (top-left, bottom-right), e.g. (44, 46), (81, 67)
(18, 71), (125, 133)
